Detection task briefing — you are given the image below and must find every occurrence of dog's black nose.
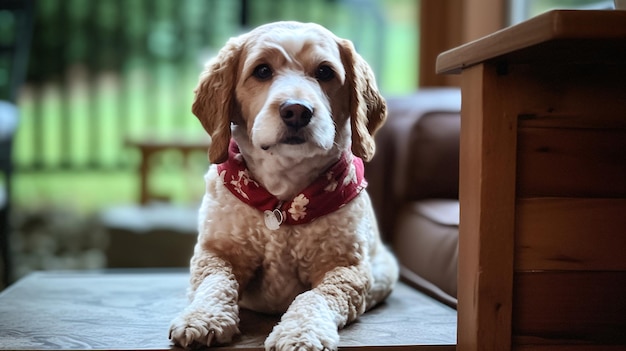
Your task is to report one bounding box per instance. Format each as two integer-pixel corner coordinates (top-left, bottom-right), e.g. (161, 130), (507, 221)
(279, 101), (313, 129)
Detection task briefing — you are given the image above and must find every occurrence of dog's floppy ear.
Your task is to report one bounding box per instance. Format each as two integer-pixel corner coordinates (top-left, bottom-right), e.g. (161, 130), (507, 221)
(192, 37), (243, 164)
(338, 39), (387, 162)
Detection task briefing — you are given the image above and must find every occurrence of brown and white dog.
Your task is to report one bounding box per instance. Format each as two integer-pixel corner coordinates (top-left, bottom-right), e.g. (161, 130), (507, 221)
(169, 21), (398, 351)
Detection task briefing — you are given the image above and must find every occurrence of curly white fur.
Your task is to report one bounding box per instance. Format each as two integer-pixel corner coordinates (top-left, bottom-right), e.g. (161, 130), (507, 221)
(169, 21), (399, 351)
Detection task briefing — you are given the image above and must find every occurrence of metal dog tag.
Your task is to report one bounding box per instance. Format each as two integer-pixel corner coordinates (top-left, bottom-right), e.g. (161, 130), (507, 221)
(264, 209), (284, 230)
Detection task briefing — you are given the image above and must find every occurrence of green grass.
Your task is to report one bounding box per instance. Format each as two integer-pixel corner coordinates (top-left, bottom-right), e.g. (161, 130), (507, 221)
(15, 166), (207, 214)
(15, 171), (139, 213)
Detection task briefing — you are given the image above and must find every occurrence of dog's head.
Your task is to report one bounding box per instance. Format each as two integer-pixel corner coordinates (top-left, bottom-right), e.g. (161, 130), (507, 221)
(192, 21), (386, 164)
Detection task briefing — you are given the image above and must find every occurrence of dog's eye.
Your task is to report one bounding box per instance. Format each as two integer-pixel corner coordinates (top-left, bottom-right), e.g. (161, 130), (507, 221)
(253, 64), (273, 80)
(315, 65), (335, 81)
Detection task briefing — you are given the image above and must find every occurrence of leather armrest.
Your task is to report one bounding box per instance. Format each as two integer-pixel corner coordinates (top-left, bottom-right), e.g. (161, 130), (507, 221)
(366, 88), (461, 241)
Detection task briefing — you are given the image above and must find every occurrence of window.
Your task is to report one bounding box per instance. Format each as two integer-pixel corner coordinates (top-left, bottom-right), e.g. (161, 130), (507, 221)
(509, 0), (616, 25)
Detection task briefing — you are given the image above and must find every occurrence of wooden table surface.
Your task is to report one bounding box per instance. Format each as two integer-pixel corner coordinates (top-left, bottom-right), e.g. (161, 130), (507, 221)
(437, 10), (626, 74)
(0, 270), (456, 350)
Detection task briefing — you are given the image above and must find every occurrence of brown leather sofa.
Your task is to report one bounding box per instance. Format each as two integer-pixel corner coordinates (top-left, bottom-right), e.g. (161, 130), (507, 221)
(366, 88), (461, 308)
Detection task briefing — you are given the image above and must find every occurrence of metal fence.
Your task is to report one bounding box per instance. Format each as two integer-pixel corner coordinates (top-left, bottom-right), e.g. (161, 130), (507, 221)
(13, 0), (387, 171)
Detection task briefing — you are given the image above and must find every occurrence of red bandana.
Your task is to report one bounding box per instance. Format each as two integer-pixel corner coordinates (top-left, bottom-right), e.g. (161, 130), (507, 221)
(217, 140), (367, 229)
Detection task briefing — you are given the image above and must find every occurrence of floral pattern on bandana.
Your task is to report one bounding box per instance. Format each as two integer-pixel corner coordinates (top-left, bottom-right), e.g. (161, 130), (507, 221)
(230, 170), (258, 200)
(289, 194), (309, 221)
(344, 163), (357, 186)
(324, 171), (338, 192)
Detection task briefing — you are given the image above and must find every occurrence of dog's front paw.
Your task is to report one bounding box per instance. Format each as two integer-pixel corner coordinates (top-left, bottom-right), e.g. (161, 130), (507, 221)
(169, 307), (240, 348)
(264, 316), (338, 351)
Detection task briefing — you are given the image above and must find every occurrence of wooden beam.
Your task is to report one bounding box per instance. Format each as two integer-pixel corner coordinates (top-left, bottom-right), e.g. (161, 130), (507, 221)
(419, 0), (462, 87)
(420, 0), (506, 87)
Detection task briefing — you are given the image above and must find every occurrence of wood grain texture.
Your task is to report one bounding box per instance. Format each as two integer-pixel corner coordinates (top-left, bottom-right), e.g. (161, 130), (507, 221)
(456, 63), (517, 351)
(512, 271), (626, 346)
(515, 198), (626, 271)
(507, 63), (626, 129)
(498, 61), (626, 199)
(0, 271), (456, 351)
(516, 127), (626, 198)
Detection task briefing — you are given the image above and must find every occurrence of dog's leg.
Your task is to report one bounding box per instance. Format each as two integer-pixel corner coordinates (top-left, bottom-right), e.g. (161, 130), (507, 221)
(366, 245), (399, 310)
(264, 264), (369, 351)
(169, 254), (241, 348)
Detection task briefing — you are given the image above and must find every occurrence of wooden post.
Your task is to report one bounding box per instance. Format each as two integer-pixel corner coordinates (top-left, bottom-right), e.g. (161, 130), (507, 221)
(457, 63), (516, 351)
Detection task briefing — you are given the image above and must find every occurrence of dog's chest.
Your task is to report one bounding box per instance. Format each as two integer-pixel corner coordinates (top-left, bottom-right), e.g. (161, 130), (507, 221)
(235, 222), (363, 313)
(237, 231), (309, 313)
